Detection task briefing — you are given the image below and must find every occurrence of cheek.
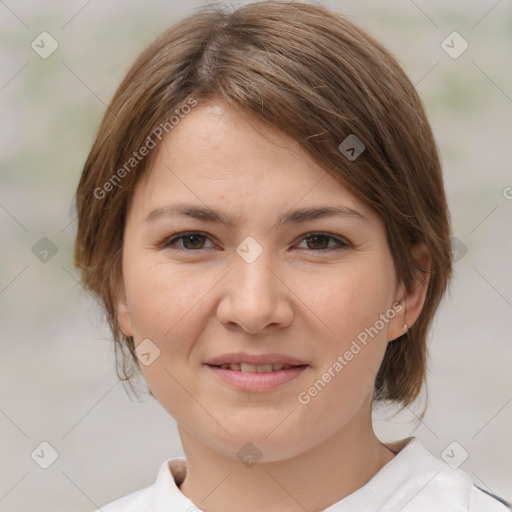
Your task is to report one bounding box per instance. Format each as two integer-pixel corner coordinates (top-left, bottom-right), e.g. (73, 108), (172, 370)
(126, 259), (213, 411)
(315, 261), (395, 344)
(305, 258), (395, 402)
(123, 256), (218, 393)
(124, 256), (211, 339)
(297, 273), (392, 427)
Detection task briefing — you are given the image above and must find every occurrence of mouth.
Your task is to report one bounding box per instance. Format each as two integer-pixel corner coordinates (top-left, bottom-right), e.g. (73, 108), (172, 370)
(204, 361), (309, 392)
(208, 362), (304, 372)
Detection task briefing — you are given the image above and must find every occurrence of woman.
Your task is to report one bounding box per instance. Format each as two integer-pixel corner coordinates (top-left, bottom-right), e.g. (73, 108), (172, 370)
(73, 1), (511, 510)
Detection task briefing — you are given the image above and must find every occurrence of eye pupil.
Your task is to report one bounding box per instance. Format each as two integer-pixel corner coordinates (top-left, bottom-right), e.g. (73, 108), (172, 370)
(184, 234), (204, 249)
(307, 234), (329, 250)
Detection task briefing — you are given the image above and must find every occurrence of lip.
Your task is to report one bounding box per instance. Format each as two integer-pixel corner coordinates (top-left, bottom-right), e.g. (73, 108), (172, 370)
(204, 351), (307, 366)
(205, 364), (309, 392)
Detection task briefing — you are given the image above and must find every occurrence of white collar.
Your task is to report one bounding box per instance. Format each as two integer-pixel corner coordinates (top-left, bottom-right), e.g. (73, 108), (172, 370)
(323, 437), (474, 511)
(100, 437), (482, 511)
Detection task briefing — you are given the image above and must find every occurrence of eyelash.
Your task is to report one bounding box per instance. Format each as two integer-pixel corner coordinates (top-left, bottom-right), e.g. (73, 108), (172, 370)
(159, 231), (350, 253)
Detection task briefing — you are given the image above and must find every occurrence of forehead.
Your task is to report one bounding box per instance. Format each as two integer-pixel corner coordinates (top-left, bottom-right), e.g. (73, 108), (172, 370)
(128, 101), (378, 227)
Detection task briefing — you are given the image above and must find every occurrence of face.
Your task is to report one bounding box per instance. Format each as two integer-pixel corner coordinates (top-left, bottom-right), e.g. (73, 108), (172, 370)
(115, 100), (415, 462)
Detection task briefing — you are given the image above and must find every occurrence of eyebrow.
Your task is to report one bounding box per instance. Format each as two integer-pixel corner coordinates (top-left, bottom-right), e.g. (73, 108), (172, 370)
(144, 202), (368, 229)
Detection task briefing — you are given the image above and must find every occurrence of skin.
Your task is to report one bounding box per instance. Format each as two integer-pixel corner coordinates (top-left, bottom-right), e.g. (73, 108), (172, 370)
(115, 100), (431, 512)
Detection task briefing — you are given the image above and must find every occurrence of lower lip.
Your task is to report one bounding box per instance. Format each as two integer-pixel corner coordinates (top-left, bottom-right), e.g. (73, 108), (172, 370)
(205, 365), (308, 392)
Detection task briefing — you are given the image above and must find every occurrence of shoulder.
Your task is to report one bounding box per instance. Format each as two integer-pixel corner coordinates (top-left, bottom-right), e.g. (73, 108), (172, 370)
(469, 485), (512, 512)
(378, 438), (511, 512)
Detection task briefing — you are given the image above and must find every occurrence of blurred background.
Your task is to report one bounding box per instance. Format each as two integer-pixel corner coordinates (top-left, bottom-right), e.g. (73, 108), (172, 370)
(0, 0), (511, 510)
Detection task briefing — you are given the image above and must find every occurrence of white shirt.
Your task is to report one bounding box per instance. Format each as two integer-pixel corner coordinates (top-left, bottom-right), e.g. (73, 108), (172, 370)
(93, 437), (511, 511)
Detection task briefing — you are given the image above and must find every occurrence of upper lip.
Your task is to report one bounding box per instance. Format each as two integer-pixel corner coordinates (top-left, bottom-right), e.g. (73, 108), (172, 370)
(205, 352), (308, 366)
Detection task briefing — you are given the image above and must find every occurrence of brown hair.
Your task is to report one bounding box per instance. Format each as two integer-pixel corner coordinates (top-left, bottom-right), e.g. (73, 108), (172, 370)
(73, 0), (452, 409)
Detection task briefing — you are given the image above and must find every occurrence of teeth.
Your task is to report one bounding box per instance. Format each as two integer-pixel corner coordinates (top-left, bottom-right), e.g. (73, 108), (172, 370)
(218, 363), (296, 372)
(256, 364), (273, 373)
(240, 363), (257, 373)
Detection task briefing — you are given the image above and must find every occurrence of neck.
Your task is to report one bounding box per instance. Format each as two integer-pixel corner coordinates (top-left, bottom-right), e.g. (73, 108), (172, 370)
(177, 412), (395, 512)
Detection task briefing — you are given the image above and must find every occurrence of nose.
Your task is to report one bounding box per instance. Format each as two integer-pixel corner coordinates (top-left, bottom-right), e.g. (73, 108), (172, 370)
(216, 242), (294, 335)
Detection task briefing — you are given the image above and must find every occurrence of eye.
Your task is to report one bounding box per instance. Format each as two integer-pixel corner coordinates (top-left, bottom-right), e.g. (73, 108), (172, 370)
(160, 231), (350, 252)
(161, 231), (215, 251)
(296, 232), (350, 252)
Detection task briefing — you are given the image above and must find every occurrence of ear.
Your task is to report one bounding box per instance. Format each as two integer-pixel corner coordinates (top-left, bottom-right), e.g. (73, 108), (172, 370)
(114, 274), (134, 337)
(388, 242), (431, 342)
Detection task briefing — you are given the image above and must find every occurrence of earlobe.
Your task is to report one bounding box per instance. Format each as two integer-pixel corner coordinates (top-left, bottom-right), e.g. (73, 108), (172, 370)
(388, 242), (431, 341)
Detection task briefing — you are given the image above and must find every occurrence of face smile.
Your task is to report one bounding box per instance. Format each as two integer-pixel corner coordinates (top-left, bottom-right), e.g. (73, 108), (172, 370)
(203, 351), (310, 391)
(114, 99), (409, 461)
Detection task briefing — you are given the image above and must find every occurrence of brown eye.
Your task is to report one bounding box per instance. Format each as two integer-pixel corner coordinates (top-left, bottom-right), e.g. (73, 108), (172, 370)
(161, 232), (214, 250)
(298, 232), (349, 252)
